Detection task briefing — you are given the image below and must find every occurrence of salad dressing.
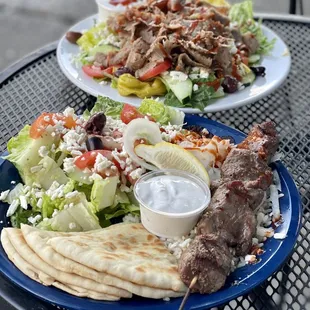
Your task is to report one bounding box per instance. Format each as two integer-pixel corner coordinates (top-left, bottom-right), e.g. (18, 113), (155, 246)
(135, 175), (207, 214)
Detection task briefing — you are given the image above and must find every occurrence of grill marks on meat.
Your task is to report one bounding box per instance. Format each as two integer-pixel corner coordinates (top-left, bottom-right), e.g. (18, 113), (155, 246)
(221, 148), (273, 191)
(179, 234), (233, 294)
(105, 0), (250, 75)
(197, 181), (256, 256)
(178, 122), (279, 294)
(238, 121), (279, 162)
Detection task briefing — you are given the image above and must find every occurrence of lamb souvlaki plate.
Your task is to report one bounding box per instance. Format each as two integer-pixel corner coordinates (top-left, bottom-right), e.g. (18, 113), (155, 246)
(0, 97), (302, 309)
(57, 0), (291, 113)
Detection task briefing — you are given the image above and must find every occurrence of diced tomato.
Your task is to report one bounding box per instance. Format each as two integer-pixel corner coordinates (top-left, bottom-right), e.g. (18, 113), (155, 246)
(75, 150), (113, 170)
(104, 65), (121, 75)
(197, 79), (221, 91)
(109, 0), (136, 6)
(30, 113), (76, 139)
(240, 55), (249, 66)
(120, 104), (155, 124)
(139, 60), (171, 81)
(232, 63), (242, 81)
(82, 64), (105, 78)
(206, 79), (221, 91)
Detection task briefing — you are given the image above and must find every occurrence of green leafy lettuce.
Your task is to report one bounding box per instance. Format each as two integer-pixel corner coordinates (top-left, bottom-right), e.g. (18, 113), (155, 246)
(138, 99), (185, 125)
(77, 22), (108, 52)
(229, 0), (276, 55)
(84, 96), (185, 125)
(164, 75), (224, 111)
(83, 96), (123, 120)
(4, 126), (58, 186)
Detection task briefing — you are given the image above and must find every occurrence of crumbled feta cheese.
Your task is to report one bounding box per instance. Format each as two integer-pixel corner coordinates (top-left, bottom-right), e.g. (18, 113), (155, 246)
(20, 195), (28, 210)
(63, 107), (75, 117)
(69, 222), (77, 230)
(0, 190), (10, 201)
(37, 198), (43, 208)
(170, 71), (188, 81)
(89, 173), (102, 182)
(35, 191), (44, 198)
(94, 153), (112, 172)
(38, 146), (49, 157)
(6, 199), (20, 217)
(120, 184), (132, 193)
(28, 214), (42, 225)
(99, 80), (108, 85)
(129, 168), (146, 180)
(71, 150), (83, 157)
(193, 84), (199, 92)
(52, 209), (59, 218)
(65, 191), (79, 199)
(69, 203), (74, 208)
(123, 214), (141, 224)
(59, 128), (87, 155)
(274, 233), (287, 240)
(63, 158), (75, 174)
(11, 180), (16, 184)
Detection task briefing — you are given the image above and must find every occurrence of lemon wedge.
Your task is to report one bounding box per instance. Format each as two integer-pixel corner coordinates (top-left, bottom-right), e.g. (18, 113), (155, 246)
(135, 142), (210, 185)
(203, 0), (230, 7)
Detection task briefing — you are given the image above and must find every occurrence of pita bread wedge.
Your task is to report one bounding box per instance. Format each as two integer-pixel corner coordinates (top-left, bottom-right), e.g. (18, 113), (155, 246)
(0, 229), (120, 301)
(48, 223), (187, 292)
(4, 228), (131, 299)
(21, 224), (185, 298)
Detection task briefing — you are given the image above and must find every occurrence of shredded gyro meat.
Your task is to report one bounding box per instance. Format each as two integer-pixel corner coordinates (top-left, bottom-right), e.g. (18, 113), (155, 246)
(105, 0), (243, 76)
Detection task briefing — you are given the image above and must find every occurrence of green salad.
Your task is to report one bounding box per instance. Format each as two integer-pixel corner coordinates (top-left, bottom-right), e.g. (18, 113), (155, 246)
(70, 0), (275, 111)
(0, 97), (184, 231)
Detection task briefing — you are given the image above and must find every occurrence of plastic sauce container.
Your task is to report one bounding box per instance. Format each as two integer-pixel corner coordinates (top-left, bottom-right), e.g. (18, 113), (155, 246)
(96, 0), (126, 22)
(134, 170), (211, 238)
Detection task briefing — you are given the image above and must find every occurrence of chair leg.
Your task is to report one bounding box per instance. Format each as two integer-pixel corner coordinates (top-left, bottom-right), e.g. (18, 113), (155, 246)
(289, 0), (296, 14)
(299, 0), (304, 15)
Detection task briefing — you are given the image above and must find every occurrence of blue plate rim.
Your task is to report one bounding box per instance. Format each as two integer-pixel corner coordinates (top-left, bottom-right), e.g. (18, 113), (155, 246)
(0, 116), (303, 310)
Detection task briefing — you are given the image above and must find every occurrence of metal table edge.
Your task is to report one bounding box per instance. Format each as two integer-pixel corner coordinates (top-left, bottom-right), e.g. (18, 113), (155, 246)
(0, 41), (58, 86)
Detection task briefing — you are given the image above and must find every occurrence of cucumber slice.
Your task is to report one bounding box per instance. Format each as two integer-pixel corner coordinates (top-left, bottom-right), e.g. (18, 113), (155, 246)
(161, 73), (193, 103)
(89, 44), (118, 56)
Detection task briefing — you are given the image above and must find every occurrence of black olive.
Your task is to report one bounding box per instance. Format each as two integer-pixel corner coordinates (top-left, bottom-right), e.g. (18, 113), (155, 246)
(84, 112), (106, 135)
(114, 67), (134, 78)
(222, 76), (239, 93)
(66, 31), (82, 44)
(86, 136), (104, 151)
(185, 125), (214, 138)
(250, 66), (266, 77)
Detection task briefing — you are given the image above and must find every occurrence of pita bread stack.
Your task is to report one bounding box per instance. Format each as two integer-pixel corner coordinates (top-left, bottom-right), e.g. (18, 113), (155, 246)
(1, 223), (187, 301)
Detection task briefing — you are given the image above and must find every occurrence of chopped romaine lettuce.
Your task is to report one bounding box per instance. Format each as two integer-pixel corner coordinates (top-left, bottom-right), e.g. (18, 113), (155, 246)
(77, 22), (108, 52)
(138, 99), (185, 125)
(164, 74), (223, 111)
(34, 156), (69, 190)
(11, 207), (41, 229)
(4, 126), (58, 186)
(83, 96), (123, 120)
(229, 0), (276, 55)
(38, 193), (100, 232)
(97, 202), (140, 221)
(91, 176), (118, 212)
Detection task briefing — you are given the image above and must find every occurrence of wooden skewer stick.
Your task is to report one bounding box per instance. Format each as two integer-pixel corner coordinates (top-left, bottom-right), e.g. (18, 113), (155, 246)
(178, 275), (198, 310)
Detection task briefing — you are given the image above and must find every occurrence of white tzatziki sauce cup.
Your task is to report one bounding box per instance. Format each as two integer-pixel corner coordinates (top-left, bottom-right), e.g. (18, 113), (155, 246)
(134, 169), (211, 238)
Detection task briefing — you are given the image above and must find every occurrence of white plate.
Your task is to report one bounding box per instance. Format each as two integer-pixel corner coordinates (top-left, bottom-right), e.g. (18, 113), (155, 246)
(57, 14), (291, 114)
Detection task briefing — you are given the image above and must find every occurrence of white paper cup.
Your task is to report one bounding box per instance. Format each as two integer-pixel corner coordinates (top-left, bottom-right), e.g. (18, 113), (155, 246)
(96, 0), (126, 22)
(134, 170), (211, 238)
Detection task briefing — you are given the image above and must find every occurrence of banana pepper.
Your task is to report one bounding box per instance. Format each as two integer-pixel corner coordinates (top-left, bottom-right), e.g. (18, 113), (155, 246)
(117, 74), (167, 98)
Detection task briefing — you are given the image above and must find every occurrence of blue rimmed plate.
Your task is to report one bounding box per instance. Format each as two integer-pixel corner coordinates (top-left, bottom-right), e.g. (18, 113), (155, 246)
(0, 116), (302, 310)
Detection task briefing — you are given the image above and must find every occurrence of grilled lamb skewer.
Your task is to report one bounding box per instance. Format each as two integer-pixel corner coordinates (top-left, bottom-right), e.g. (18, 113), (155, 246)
(178, 122), (279, 294)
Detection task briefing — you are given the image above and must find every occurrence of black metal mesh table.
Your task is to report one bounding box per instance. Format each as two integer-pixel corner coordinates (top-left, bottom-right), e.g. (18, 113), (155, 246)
(0, 14), (309, 310)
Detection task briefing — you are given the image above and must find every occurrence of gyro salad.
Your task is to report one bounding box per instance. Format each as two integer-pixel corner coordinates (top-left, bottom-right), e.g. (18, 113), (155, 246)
(69, 0), (275, 110)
